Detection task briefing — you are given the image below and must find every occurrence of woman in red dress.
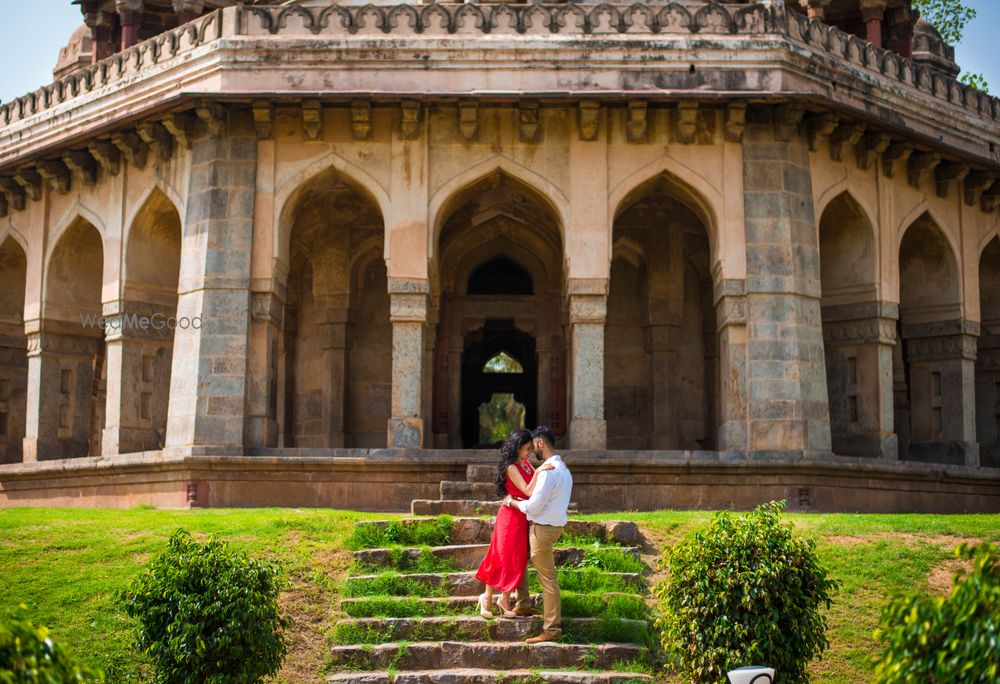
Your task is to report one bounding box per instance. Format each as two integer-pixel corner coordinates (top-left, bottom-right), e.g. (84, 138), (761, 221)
(474, 428), (554, 618)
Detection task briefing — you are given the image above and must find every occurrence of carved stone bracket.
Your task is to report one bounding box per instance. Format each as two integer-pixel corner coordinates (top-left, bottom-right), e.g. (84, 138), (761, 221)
(855, 132), (889, 171)
(675, 101), (698, 144)
(36, 161), (71, 195)
(519, 101), (540, 143)
(195, 100), (226, 138)
(458, 101), (478, 141)
(724, 101), (746, 143)
(251, 291), (283, 327)
(88, 141), (120, 176)
(963, 171), (993, 206)
(252, 101), (273, 140)
(351, 101), (371, 140)
(13, 167), (43, 201)
(0, 178), (25, 211)
(400, 100), (421, 140)
(908, 151), (941, 189)
(805, 112), (838, 151)
(161, 111), (195, 149)
(882, 141), (912, 179)
(934, 162), (968, 198)
(0, 194), (7, 218)
(578, 100), (599, 141)
(773, 102), (804, 142)
(301, 101), (322, 140)
(137, 121), (173, 160)
(829, 121), (864, 162)
(63, 149), (97, 186)
(627, 100), (647, 143)
(982, 182), (1000, 213)
(111, 131), (148, 168)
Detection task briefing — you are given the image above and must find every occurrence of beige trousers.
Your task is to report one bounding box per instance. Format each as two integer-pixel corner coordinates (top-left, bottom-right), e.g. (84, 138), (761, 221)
(515, 522), (563, 635)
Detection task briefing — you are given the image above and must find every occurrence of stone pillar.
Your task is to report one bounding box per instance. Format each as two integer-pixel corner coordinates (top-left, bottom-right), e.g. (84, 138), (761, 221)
(316, 298), (349, 448)
(742, 106), (832, 458)
(102, 303), (175, 455)
(716, 281), (748, 451)
(901, 320), (979, 466)
(821, 303), (898, 459)
(567, 279), (607, 449)
(975, 330), (1000, 468)
(22, 330), (102, 461)
(116, 0), (144, 50)
(81, 3), (116, 62)
(799, 0), (831, 20)
(165, 109), (256, 452)
(388, 279), (429, 448)
(859, 0), (887, 47)
(245, 291), (282, 448)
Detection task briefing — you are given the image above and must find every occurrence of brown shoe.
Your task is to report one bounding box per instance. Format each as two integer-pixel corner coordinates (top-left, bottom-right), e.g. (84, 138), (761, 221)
(525, 631), (560, 644)
(513, 605), (533, 617)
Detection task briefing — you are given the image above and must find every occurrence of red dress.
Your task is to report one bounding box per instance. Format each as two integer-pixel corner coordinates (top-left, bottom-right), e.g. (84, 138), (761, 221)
(475, 459), (534, 592)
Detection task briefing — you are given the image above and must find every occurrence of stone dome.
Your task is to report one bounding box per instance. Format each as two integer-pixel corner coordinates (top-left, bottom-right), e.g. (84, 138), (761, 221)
(910, 17), (960, 78)
(53, 25), (92, 81)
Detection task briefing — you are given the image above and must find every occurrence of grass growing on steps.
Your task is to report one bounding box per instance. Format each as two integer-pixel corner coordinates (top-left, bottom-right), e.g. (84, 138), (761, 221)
(350, 546), (460, 575)
(342, 572), (449, 598)
(578, 548), (644, 574)
(345, 567), (641, 598)
(341, 592), (649, 621)
(346, 516), (453, 550)
(555, 533), (628, 549)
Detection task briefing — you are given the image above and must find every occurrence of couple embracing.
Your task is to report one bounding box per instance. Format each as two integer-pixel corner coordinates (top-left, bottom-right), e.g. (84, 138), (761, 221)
(474, 426), (573, 644)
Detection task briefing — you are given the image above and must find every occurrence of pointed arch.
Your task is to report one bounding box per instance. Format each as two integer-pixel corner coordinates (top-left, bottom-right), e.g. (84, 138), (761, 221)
(895, 202), (961, 264)
(819, 191), (878, 305)
(275, 151), (390, 267)
(47, 203), (106, 265)
(43, 215), (104, 321)
(0, 224), (28, 256)
(815, 184), (878, 242)
(428, 155), (570, 257)
(123, 180), (183, 247)
(123, 186), (183, 302)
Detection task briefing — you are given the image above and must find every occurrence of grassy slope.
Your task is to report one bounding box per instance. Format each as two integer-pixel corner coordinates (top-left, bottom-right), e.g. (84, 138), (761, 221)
(1, 507), (998, 683)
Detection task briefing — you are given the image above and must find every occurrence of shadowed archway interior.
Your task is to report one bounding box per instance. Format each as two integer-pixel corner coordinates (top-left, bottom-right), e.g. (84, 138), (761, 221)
(0, 237), (27, 464)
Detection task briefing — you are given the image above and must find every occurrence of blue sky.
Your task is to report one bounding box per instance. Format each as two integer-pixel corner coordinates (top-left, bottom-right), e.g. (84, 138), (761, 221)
(0, 0), (997, 104)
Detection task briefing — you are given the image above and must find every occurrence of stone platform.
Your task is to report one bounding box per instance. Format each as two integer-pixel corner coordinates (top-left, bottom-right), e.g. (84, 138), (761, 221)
(0, 449), (998, 513)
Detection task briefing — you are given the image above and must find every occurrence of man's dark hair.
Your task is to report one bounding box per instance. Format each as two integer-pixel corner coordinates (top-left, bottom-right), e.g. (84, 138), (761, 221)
(532, 426), (556, 449)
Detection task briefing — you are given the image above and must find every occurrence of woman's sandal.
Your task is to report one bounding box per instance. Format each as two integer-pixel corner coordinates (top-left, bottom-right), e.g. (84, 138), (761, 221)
(479, 593), (494, 619)
(496, 595), (516, 618)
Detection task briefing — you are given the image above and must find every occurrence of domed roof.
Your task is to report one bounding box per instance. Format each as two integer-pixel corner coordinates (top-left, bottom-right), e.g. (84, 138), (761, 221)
(53, 25), (92, 81)
(910, 17), (960, 78)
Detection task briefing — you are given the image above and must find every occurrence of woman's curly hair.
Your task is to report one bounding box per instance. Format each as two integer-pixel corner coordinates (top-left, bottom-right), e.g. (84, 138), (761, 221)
(495, 428), (534, 498)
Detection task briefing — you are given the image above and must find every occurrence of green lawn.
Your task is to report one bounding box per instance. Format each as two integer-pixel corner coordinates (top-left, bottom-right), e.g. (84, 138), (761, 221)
(1, 507), (997, 683)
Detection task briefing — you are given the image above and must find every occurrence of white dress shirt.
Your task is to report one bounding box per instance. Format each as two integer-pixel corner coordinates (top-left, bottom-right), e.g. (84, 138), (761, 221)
(514, 454), (572, 527)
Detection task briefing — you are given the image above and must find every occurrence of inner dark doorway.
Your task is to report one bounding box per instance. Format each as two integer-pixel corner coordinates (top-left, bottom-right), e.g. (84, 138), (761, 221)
(462, 321), (537, 447)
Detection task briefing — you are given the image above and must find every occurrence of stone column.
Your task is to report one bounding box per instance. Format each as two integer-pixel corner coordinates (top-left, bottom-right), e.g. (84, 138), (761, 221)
(799, 0), (832, 20)
(102, 302), (175, 455)
(0, 328), (27, 464)
(742, 105), (832, 458)
(245, 291), (282, 448)
(901, 320), (979, 466)
(388, 279), (429, 447)
(975, 330), (1000, 468)
(821, 302), (898, 459)
(859, 0), (887, 47)
(316, 298), (349, 448)
(172, 0), (204, 24)
(567, 279), (607, 449)
(22, 330), (102, 461)
(116, 0), (144, 50)
(716, 281), (748, 451)
(81, 3), (116, 62)
(165, 109), (256, 452)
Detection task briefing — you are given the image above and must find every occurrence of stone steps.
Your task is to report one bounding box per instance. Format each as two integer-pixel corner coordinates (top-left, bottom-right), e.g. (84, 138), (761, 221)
(328, 641), (649, 672)
(331, 616), (650, 643)
(357, 518), (640, 546)
(339, 591), (641, 614)
(353, 545), (641, 572)
(441, 481), (500, 500)
(345, 570), (644, 597)
(410, 499), (580, 517)
(327, 669), (655, 684)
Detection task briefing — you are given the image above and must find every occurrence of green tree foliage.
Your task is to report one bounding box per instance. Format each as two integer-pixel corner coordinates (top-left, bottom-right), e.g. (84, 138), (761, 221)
(912, 0), (989, 93)
(121, 530), (288, 684)
(654, 501), (839, 683)
(873, 542), (999, 684)
(0, 606), (103, 683)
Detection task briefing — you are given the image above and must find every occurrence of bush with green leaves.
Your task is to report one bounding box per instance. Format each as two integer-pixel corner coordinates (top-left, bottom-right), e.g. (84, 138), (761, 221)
(873, 542), (999, 684)
(121, 529), (288, 684)
(654, 500), (838, 683)
(0, 605), (103, 683)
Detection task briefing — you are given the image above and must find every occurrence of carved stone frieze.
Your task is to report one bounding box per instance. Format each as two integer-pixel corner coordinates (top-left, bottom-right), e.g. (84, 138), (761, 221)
(822, 317), (897, 346)
(578, 100), (599, 141)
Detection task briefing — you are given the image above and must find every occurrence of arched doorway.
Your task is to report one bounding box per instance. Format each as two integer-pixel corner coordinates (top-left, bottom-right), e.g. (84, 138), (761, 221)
(0, 236), (27, 463)
(280, 169), (391, 448)
(432, 172), (565, 448)
(607, 174), (717, 450)
(895, 213), (968, 464)
(817, 192), (887, 457)
(976, 237), (1000, 467)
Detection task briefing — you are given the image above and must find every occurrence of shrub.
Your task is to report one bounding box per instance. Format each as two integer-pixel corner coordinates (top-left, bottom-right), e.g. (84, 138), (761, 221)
(0, 605), (103, 683)
(873, 542), (999, 684)
(654, 500), (838, 683)
(121, 529), (288, 684)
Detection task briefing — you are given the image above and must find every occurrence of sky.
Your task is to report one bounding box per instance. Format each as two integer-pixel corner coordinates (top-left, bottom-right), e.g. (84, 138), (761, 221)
(0, 0), (997, 104)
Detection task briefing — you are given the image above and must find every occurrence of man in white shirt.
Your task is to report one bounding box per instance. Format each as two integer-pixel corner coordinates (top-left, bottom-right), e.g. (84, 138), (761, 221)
(502, 426), (573, 643)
